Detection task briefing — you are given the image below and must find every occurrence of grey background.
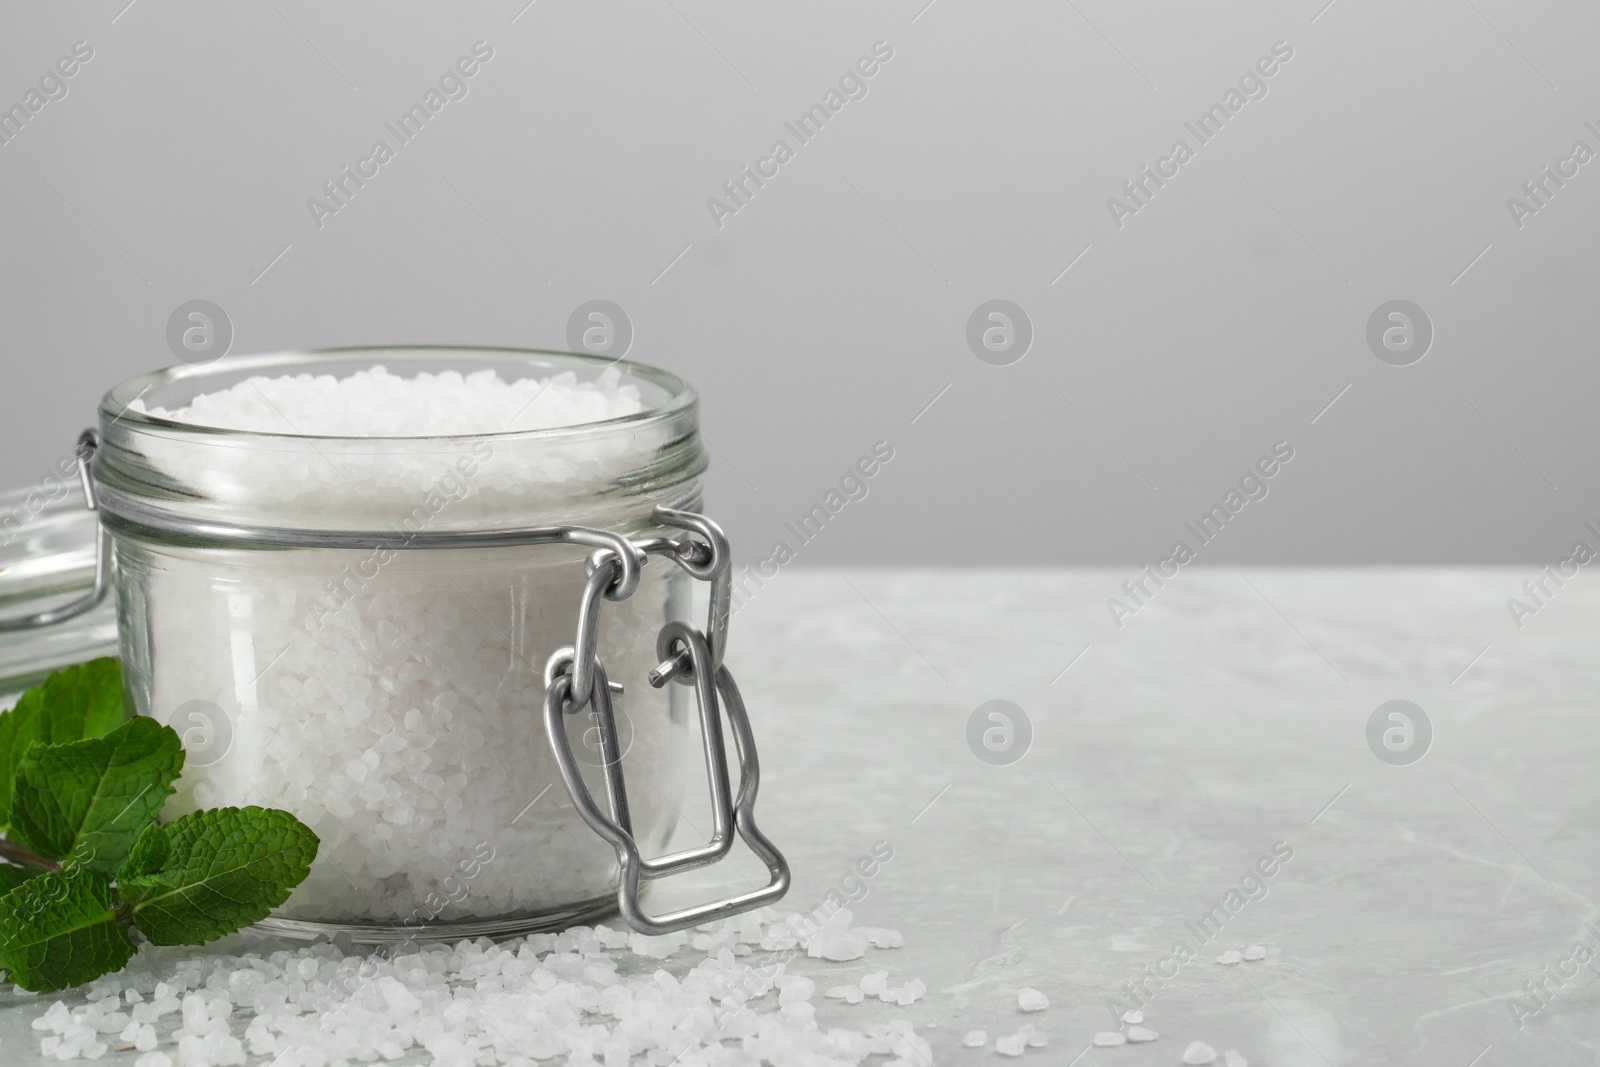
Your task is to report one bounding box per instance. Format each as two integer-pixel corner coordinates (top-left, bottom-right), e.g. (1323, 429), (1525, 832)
(1, 0), (1596, 565)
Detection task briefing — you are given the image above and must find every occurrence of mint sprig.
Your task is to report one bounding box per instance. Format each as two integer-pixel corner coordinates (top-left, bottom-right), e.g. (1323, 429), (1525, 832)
(0, 658), (320, 991)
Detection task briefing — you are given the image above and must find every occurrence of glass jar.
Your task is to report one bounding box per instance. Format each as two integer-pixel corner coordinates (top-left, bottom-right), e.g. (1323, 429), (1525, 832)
(87, 347), (767, 941)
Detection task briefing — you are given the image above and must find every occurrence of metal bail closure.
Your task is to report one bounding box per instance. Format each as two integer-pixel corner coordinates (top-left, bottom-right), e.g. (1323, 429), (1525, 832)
(543, 622), (790, 935)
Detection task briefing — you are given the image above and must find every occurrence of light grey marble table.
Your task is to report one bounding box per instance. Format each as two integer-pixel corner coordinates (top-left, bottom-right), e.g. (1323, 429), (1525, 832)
(3, 569), (1596, 1065)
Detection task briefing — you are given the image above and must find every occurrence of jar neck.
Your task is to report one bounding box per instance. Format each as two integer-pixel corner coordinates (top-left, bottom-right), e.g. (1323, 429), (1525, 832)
(94, 349), (707, 540)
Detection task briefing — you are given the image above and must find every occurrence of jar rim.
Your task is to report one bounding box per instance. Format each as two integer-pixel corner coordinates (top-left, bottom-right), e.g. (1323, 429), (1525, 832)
(99, 346), (697, 445)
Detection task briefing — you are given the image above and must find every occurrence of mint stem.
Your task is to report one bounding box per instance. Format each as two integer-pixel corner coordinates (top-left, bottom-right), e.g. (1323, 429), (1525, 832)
(0, 839), (60, 871)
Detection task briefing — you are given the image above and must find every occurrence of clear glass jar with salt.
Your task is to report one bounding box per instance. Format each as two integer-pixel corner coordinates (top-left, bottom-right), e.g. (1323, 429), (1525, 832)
(56, 347), (787, 940)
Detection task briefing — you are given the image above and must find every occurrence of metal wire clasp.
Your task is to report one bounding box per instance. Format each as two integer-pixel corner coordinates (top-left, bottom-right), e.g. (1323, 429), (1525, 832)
(542, 508), (790, 935)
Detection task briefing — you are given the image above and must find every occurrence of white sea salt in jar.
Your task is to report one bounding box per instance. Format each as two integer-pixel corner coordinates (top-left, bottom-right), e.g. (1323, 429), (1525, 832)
(80, 347), (786, 940)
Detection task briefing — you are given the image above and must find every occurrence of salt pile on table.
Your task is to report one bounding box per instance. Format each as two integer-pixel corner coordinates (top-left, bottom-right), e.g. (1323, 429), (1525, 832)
(26, 908), (930, 1066)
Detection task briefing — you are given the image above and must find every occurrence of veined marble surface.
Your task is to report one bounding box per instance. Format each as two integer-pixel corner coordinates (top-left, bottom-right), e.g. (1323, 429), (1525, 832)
(1, 568), (1595, 1065)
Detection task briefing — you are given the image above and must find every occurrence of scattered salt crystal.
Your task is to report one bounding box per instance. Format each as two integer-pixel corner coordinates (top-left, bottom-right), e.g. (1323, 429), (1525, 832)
(1224, 1051), (1248, 1067)
(777, 975), (815, 1004)
(996, 1030), (1030, 1056)
(377, 976), (422, 1013)
(810, 931), (868, 961)
(1022, 1024), (1047, 1048)
(594, 924), (631, 950)
(1017, 986), (1048, 1012)
(858, 970), (890, 996)
(825, 985), (865, 1004)
(891, 978), (926, 1005)
(33, 1002), (70, 1031)
(1183, 1040), (1219, 1064)
(1243, 945), (1266, 961)
(629, 931), (687, 959)
(1121, 1009), (1143, 1024)
(1094, 1031), (1127, 1046)
(1128, 1025), (1159, 1042)
(1216, 950), (1243, 965)
(963, 1029), (988, 1047)
(95, 1011), (129, 1034)
(858, 927), (903, 948)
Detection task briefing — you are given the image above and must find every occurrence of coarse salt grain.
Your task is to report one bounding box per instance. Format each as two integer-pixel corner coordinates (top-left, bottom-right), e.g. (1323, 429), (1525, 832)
(887, 977), (926, 1005)
(1093, 1031), (1127, 1046)
(995, 1030), (1030, 1056)
(1128, 1025), (1159, 1042)
(1183, 1040), (1220, 1064)
(1225, 1051), (1249, 1067)
(1016, 986), (1048, 1012)
(1243, 945), (1266, 961)
(963, 1029), (987, 1047)
(858, 927), (903, 949)
(1216, 949), (1243, 965)
(777, 975), (815, 1004)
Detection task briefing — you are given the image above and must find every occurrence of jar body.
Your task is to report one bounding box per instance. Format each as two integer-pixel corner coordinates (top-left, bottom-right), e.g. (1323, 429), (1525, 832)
(114, 537), (688, 933)
(95, 348), (709, 939)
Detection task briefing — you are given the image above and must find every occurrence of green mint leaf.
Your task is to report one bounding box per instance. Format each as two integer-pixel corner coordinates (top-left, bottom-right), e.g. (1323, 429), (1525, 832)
(119, 818), (167, 877)
(0, 863), (44, 896)
(0, 658), (125, 828)
(9, 717), (184, 874)
(0, 868), (134, 991)
(120, 807), (318, 946)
